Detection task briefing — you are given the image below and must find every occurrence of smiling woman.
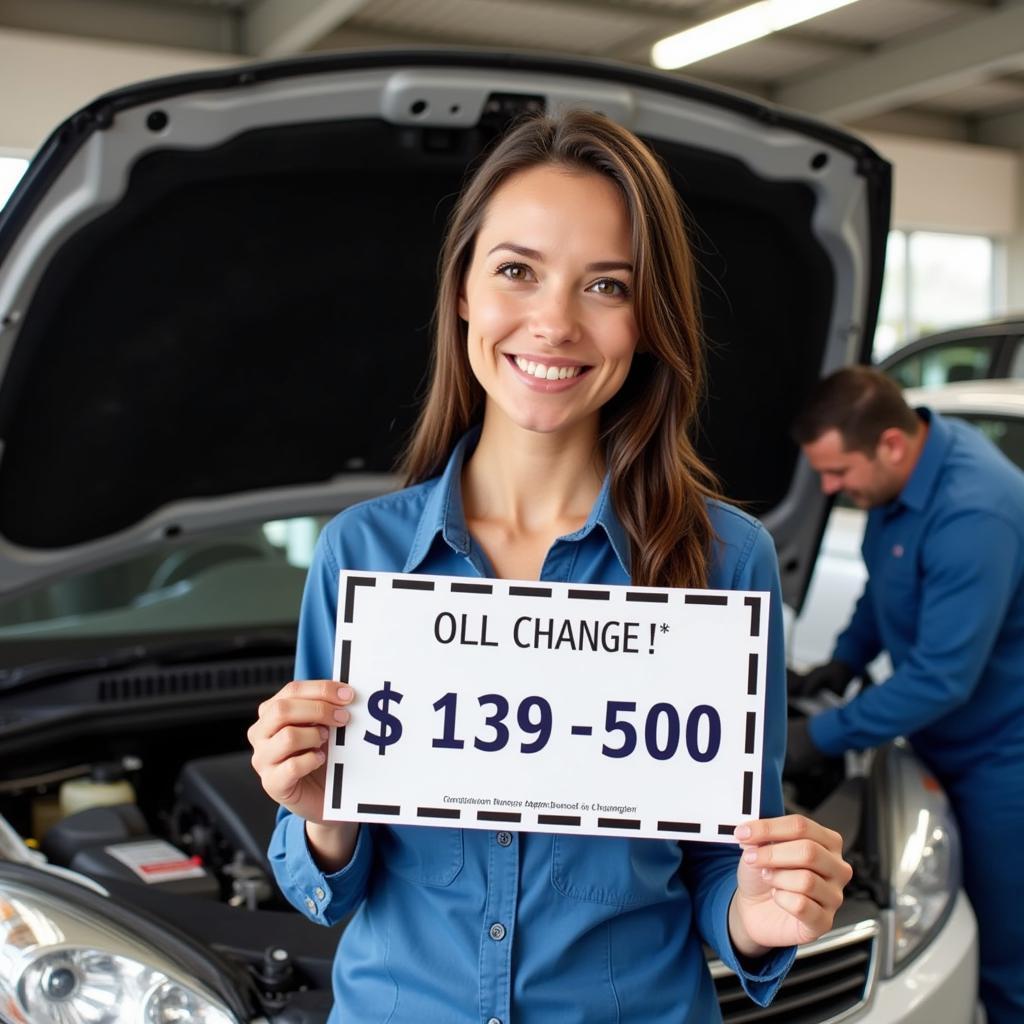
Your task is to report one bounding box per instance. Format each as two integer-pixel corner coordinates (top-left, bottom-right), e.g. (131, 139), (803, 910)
(247, 110), (852, 1024)
(460, 167), (638, 435)
(401, 113), (718, 592)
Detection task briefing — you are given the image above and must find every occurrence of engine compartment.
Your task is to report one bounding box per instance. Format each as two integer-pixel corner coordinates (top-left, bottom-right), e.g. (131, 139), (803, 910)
(34, 752), (278, 908)
(0, 674), (885, 1022)
(0, 678), (346, 1018)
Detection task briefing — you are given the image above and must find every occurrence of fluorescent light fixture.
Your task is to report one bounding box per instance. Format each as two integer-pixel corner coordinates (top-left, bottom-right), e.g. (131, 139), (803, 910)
(651, 0), (862, 69)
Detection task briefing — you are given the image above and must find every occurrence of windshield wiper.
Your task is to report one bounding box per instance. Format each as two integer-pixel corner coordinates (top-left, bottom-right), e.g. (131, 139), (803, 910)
(0, 629), (297, 693)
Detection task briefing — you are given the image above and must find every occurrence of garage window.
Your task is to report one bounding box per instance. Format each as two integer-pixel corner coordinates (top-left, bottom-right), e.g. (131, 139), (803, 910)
(875, 230), (1002, 360)
(0, 156), (28, 210)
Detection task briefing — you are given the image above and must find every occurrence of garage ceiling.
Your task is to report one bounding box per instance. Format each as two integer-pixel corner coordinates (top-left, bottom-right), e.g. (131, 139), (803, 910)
(1, 0), (1023, 146)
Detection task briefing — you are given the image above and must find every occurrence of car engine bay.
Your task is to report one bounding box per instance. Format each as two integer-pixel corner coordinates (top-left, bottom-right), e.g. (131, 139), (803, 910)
(0, 649), (888, 1023)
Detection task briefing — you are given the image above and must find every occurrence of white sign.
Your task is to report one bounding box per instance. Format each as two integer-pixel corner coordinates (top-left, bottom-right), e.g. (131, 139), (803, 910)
(323, 572), (769, 843)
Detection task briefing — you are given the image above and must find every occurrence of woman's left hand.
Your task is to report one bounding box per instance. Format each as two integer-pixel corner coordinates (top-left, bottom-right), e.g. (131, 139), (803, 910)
(728, 814), (852, 956)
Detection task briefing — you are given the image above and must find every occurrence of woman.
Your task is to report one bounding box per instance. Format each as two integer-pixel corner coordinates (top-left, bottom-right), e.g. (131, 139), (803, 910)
(248, 110), (850, 1022)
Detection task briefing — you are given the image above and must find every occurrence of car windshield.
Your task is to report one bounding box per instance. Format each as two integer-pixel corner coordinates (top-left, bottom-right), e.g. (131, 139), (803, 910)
(0, 516), (327, 646)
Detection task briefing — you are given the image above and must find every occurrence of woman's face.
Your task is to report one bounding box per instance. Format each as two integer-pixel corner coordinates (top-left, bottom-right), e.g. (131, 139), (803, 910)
(459, 164), (640, 438)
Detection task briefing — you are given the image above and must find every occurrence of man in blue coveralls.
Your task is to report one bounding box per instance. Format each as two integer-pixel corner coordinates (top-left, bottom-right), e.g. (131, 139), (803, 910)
(787, 366), (1024, 1024)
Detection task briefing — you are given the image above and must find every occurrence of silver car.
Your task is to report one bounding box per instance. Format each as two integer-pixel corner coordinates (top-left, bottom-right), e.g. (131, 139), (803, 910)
(0, 51), (978, 1023)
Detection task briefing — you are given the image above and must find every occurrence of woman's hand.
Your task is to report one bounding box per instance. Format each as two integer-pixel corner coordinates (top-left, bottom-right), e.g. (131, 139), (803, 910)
(728, 815), (852, 957)
(248, 679), (355, 825)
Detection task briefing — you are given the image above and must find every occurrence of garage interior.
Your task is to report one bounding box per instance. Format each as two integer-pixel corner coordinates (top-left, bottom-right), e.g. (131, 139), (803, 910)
(1, 0), (1023, 347)
(0, 5), (1021, 1024)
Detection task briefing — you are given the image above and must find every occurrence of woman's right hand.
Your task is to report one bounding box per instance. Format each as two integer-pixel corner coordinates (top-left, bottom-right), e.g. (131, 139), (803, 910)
(248, 679), (355, 824)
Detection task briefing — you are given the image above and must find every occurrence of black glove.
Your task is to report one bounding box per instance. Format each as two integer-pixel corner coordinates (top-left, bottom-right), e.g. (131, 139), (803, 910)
(789, 659), (855, 699)
(785, 716), (830, 776)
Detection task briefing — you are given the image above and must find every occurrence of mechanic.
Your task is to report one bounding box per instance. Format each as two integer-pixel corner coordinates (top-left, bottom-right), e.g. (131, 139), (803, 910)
(247, 110), (851, 1023)
(790, 365), (1024, 1024)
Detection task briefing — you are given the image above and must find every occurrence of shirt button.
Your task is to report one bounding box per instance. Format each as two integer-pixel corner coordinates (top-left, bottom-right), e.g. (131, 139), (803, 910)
(314, 886), (326, 900)
(489, 922), (506, 941)
(496, 831), (512, 847)
(487, 1019), (502, 1024)
(304, 897), (316, 913)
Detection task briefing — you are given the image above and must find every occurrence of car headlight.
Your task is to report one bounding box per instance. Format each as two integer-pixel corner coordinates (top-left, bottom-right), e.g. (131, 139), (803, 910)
(883, 743), (961, 973)
(0, 877), (239, 1024)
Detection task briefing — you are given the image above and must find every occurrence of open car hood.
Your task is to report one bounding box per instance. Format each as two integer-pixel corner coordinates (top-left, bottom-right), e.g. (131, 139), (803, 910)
(0, 50), (889, 609)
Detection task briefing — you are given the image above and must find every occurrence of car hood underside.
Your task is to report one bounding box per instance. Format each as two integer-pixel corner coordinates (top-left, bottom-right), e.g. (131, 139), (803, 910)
(0, 51), (890, 608)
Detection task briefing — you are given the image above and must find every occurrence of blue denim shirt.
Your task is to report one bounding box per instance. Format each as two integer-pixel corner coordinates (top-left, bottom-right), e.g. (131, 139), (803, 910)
(269, 431), (795, 1022)
(810, 409), (1024, 776)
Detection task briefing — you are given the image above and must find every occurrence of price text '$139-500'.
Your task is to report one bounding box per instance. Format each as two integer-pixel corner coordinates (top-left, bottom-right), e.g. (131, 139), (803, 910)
(361, 682), (723, 763)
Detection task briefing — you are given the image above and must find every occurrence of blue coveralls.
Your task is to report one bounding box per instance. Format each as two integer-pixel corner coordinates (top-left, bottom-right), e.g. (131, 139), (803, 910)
(809, 409), (1024, 1024)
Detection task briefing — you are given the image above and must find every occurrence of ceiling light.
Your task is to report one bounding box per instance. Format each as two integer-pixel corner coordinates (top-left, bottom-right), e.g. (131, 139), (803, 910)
(651, 0), (862, 70)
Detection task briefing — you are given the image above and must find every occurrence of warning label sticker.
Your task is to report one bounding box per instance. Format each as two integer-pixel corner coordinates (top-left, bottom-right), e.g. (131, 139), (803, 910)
(104, 840), (206, 884)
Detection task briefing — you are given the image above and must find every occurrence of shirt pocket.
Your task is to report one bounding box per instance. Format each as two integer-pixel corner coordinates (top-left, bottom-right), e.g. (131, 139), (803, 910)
(550, 834), (681, 907)
(378, 825), (464, 887)
(880, 555), (921, 629)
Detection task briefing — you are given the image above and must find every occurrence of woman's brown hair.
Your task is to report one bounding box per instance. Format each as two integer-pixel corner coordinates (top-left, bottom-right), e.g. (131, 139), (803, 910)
(399, 109), (724, 589)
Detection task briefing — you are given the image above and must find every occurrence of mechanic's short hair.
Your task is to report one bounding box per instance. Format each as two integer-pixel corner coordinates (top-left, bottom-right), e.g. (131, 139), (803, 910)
(792, 366), (921, 454)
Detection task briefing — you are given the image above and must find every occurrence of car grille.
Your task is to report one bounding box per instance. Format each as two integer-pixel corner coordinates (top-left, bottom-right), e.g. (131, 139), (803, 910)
(95, 657), (294, 702)
(712, 922), (877, 1024)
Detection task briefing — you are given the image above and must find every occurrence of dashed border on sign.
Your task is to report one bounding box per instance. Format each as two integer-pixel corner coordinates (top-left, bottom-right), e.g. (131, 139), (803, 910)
(333, 573), (764, 837)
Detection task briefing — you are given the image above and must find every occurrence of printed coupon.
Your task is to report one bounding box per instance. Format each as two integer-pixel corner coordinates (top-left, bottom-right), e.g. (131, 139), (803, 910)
(323, 572), (770, 842)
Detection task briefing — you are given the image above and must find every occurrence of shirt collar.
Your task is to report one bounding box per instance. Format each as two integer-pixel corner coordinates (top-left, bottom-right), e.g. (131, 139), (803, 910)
(403, 428), (631, 577)
(403, 428), (478, 572)
(894, 408), (951, 513)
(567, 471), (632, 576)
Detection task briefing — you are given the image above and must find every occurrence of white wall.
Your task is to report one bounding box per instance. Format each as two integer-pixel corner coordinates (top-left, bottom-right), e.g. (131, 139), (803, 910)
(862, 130), (1020, 237)
(860, 130), (1023, 315)
(0, 27), (242, 155)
